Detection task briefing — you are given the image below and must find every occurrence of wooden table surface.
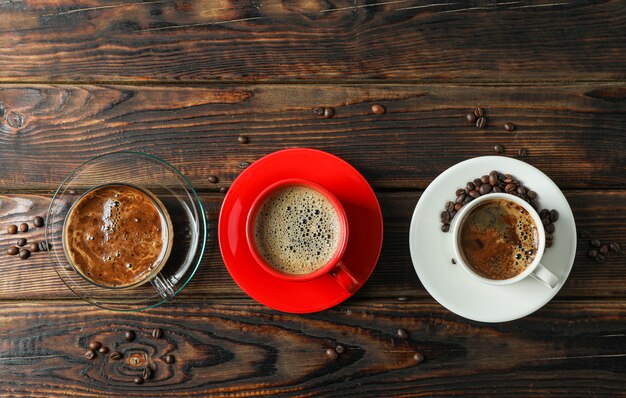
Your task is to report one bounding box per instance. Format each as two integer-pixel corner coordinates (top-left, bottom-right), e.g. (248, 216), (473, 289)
(1, 1), (625, 396)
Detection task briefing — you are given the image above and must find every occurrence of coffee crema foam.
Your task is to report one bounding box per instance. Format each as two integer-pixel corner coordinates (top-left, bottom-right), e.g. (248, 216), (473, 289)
(459, 199), (539, 280)
(64, 184), (170, 287)
(254, 186), (341, 275)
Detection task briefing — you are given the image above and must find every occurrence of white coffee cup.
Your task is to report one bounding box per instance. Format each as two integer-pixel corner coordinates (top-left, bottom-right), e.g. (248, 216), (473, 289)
(450, 193), (558, 288)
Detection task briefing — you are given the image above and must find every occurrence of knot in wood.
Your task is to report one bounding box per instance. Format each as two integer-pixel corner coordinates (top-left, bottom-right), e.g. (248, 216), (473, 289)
(127, 352), (146, 367)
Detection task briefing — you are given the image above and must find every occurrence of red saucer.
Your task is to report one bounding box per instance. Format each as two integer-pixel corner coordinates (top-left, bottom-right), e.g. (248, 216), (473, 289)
(218, 148), (383, 313)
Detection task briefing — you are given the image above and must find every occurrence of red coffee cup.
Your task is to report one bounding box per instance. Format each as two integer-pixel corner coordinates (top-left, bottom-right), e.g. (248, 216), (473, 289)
(245, 178), (358, 292)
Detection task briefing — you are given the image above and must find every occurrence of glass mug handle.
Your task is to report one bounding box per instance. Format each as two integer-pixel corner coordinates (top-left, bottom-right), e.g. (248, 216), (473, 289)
(329, 261), (359, 292)
(151, 274), (176, 300)
(530, 263), (558, 289)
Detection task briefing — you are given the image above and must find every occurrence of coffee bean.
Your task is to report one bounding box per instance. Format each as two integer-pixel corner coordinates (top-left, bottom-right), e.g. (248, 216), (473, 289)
(451, 258), (456, 264)
(396, 329), (408, 339)
(528, 190), (537, 199)
(518, 148), (528, 157)
(475, 177), (485, 186)
(599, 244), (609, 255)
(19, 223), (28, 233)
(463, 195), (472, 204)
(17, 238), (26, 247)
(372, 104), (385, 115)
(19, 249), (30, 260)
(335, 345), (345, 354)
(549, 209), (559, 222)
(89, 341), (101, 351)
(474, 107), (485, 118)
(488, 172), (498, 186)
(7, 225), (17, 234)
(110, 351), (122, 360)
(99, 346), (109, 354)
(238, 161), (251, 169)
(441, 223), (450, 232)
(455, 193), (466, 204)
(134, 376), (144, 385)
(581, 231), (592, 240)
(455, 188), (464, 196)
(38, 241), (49, 252)
(7, 246), (18, 255)
(469, 190), (481, 198)
(143, 367), (153, 380)
(609, 242), (621, 252)
(413, 352), (425, 364)
(219, 186), (228, 193)
(542, 218), (550, 226)
(313, 107), (324, 116)
(516, 186), (526, 195)
(466, 182), (476, 191)
(164, 354), (175, 364)
(539, 209), (550, 219)
(503, 174), (513, 183)
(545, 223), (555, 234)
(325, 348), (338, 360)
(466, 113), (477, 123)
(64, 263), (73, 271)
(479, 184), (492, 195)
(85, 350), (96, 360)
(595, 254), (606, 264)
(493, 186), (502, 193)
(454, 203), (462, 211)
(546, 241), (553, 248)
(546, 233), (553, 241)
(588, 248), (598, 258)
(441, 211), (451, 222)
(28, 243), (39, 252)
(33, 216), (44, 228)
(125, 330), (135, 341)
(476, 117), (487, 128)
(449, 210), (457, 218)
(505, 183), (516, 193)
(445, 201), (455, 212)
(530, 198), (539, 210)
(208, 175), (218, 184)
(323, 107), (334, 118)
(494, 144), (504, 153)
(152, 328), (162, 339)
(590, 239), (601, 248)
(504, 122), (515, 131)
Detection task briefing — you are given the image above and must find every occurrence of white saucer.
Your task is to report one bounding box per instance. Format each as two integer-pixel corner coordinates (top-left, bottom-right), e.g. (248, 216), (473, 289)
(409, 156), (577, 323)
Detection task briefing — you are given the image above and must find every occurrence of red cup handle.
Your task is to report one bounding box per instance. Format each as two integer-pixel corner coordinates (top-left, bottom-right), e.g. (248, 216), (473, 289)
(329, 261), (359, 293)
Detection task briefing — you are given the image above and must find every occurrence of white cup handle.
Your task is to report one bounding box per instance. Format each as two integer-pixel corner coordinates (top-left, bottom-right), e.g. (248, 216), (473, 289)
(530, 263), (558, 289)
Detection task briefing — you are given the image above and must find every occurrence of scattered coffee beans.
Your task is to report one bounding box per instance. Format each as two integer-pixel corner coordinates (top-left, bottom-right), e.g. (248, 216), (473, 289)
(7, 246), (18, 255)
(19, 223), (28, 233)
(7, 225), (17, 234)
(588, 249), (598, 258)
(413, 352), (425, 364)
(466, 113), (477, 124)
(238, 161), (251, 169)
(125, 330), (136, 342)
(335, 345), (345, 354)
(396, 329), (408, 339)
(134, 376), (144, 385)
(474, 107), (485, 118)
(17, 238), (26, 247)
(143, 367), (153, 380)
(89, 341), (102, 351)
(585, 235), (621, 263)
(19, 249), (30, 260)
(313, 107), (324, 116)
(518, 148), (528, 157)
(591, 240), (601, 248)
(323, 107), (334, 118)
(610, 242), (621, 252)
(38, 241), (50, 252)
(238, 135), (249, 144)
(595, 254), (606, 264)
(494, 144), (504, 153)
(325, 348), (338, 360)
(372, 104), (385, 115)
(476, 117), (487, 129)
(110, 351), (122, 360)
(208, 175), (219, 184)
(33, 216), (44, 228)
(164, 354), (175, 364)
(28, 243), (39, 253)
(99, 346), (109, 354)
(152, 328), (162, 339)
(85, 350), (96, 360)
(504, 122), (515, 131)
(219, 186), (228, 193)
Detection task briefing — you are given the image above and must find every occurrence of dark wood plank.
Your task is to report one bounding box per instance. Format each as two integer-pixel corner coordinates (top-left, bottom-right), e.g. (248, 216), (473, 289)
(1, 1), (625, 82)
(0, 84), (624, 190)
(1, 191), (624, 300)
(0, 300), (624, 397)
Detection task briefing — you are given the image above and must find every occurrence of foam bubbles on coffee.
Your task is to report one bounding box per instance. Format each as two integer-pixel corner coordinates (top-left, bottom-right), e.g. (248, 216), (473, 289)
(254, 186), (341, 275)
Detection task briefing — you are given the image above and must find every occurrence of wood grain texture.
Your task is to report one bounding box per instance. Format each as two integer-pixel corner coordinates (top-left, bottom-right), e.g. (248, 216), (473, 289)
(0, 84), (624, 190)
(1, 0), (625, 82)
(1, 191), (623, 301)
(0, 300), (625, 397)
